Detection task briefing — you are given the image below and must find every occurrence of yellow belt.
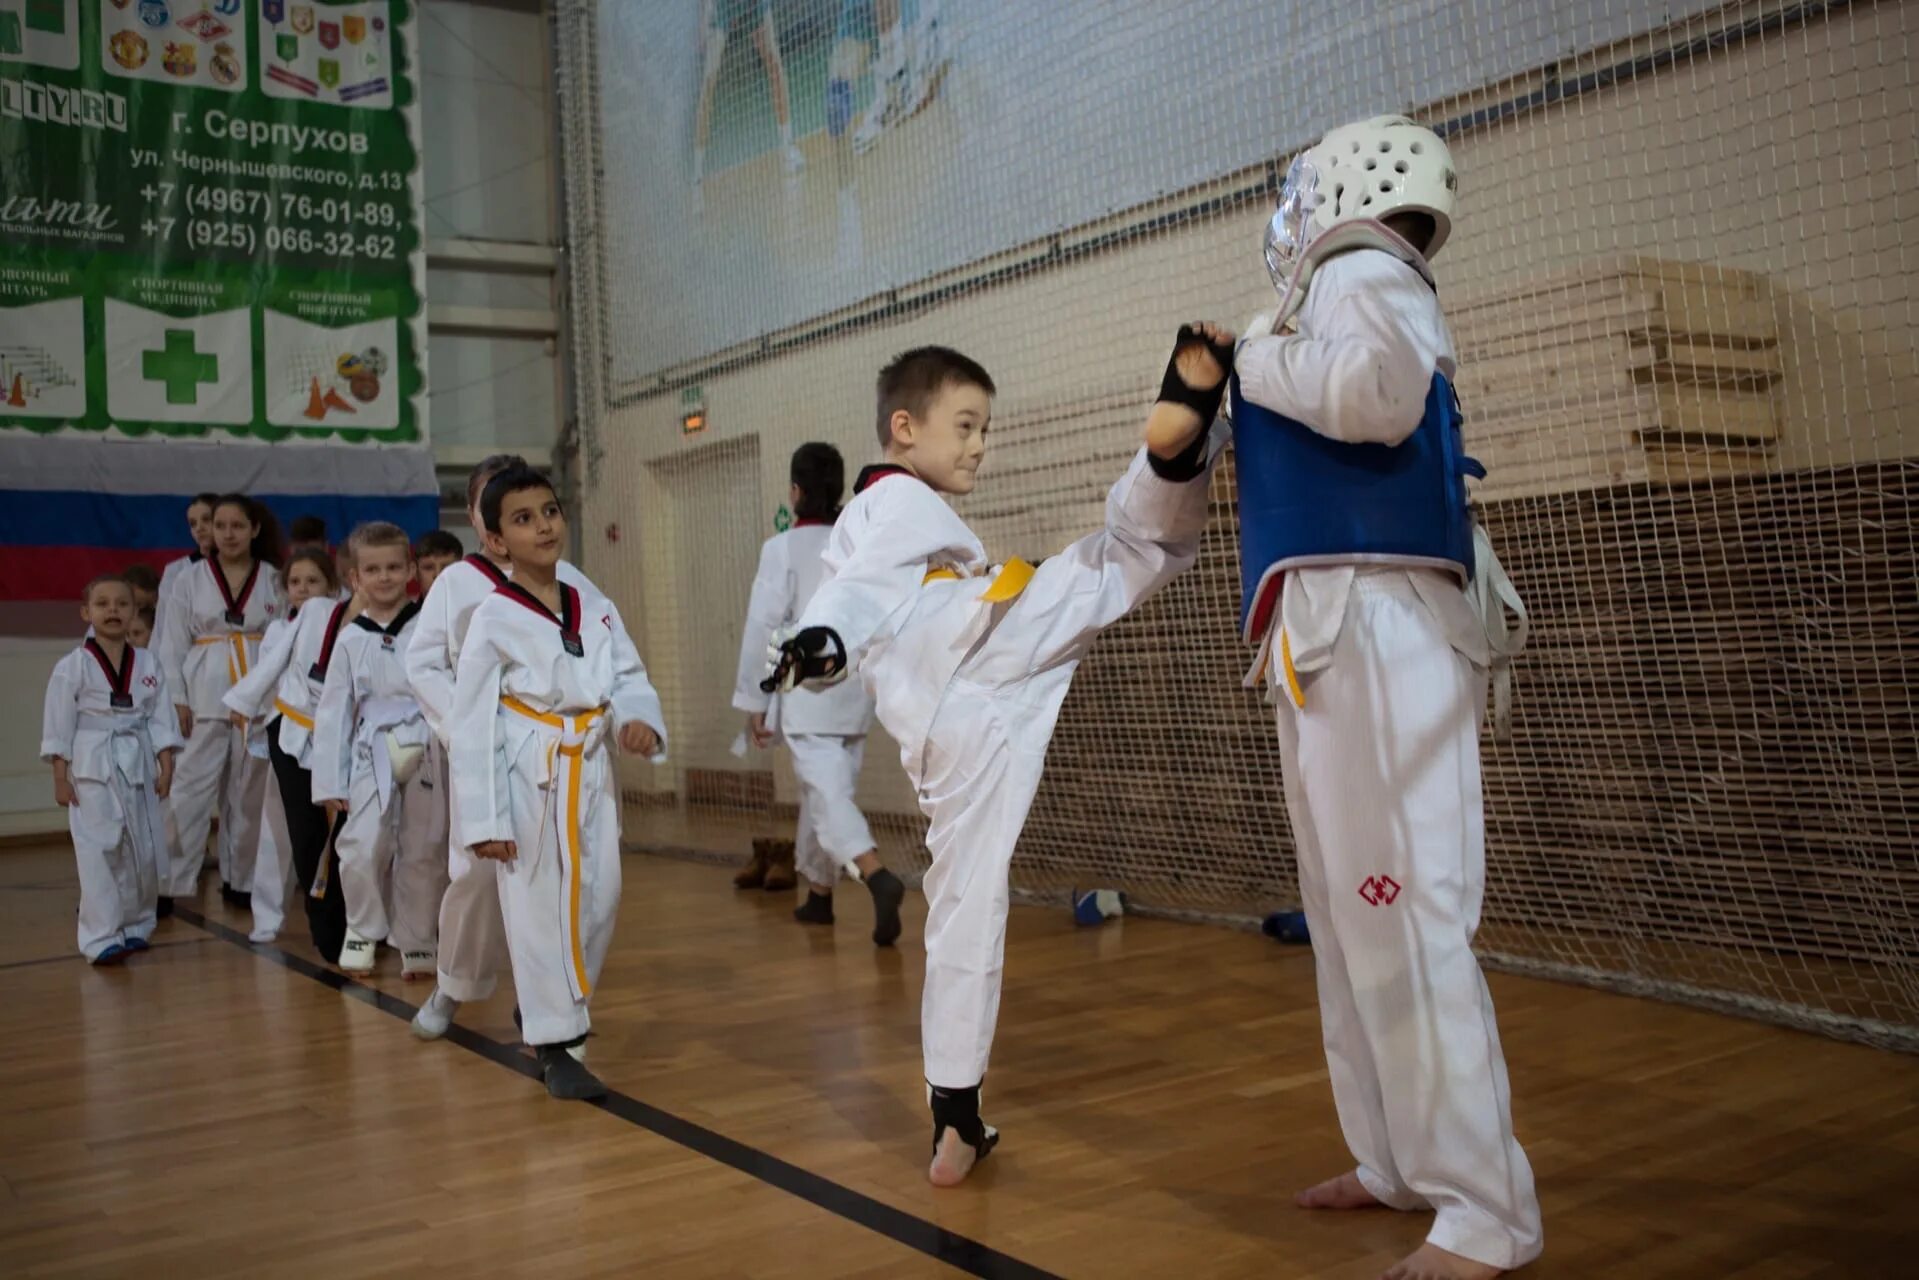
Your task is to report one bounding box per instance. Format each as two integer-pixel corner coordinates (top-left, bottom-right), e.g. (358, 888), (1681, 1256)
(196, 631), (263, 682)
(1250, 627), (1308, 710)
(274, 698), (314, 731)
(922, 555), (1036, 604)
(500, 695), (607, 1000)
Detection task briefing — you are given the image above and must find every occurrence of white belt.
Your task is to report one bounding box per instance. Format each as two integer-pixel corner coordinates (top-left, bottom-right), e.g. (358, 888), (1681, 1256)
(74, 712), (155, 786)
(355, 695), (428, 808)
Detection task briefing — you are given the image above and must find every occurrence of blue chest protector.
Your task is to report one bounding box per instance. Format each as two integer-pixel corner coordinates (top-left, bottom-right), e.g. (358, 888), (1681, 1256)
(1229, 371), (1483, 640)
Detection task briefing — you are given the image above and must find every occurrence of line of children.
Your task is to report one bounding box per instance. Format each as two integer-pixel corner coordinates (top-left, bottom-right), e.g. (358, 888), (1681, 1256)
(224, 546), (355, 950)
(447, 465), (667, 1099)
(42, 576), (181, 964)
(766, 337), (1233, 1184)
(311, 523), (448, 977)
(732, 442), (902, 943)
(155, 494), (287, 912)
(407, 456), (596, 1044)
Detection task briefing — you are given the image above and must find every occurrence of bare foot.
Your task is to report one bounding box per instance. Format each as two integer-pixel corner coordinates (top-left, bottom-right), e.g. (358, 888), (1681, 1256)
(1381, 1243), (1503, 1280)
(1296, 1170), (1384, 1210)
(927, 1127), (994, 1187)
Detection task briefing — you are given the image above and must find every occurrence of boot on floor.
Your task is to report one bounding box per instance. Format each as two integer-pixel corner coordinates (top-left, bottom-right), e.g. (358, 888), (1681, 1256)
(734, 839), (770, 889)
(761, 840), (797, 892)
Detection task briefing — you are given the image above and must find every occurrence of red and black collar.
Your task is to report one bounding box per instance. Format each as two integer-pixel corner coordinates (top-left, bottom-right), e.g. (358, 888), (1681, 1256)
(794, 516), (835, 528)
(84, 638), (136, 708)
(308, 600), (354, 682)
(853, 464), (914, 495)
(208, 557), (261, 627)
(350, 601), (421, 639)
(494, 580), (585, 656)
(463, 552), (511, 589)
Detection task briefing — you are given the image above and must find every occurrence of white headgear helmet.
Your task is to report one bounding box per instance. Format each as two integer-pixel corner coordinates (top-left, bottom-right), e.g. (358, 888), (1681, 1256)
(1264, 115), (1458, 292)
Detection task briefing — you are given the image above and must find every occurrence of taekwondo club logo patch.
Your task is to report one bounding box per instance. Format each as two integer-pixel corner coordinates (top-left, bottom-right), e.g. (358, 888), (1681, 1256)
(1358, 875), (1402, 907)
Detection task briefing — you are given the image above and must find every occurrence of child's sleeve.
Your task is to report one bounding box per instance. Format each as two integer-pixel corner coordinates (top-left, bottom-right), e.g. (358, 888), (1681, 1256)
(608, 602), (669, 761)
(1236, 254), (1439, 448)
(797, 485), (958, 660)
(155, 574), (191, 705)
(448, 607), (511, 848)
(732, 538), (790, 716)
(406, 576), (456, 745)
(309, 642), (357, 803)
(224, 619), (295, 720)
(146, 665), (185, 756)
(39, 653), (78, 764)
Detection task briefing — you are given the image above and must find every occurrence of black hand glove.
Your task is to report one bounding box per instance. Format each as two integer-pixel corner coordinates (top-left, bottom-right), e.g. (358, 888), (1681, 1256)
(760, 626), (848, 694)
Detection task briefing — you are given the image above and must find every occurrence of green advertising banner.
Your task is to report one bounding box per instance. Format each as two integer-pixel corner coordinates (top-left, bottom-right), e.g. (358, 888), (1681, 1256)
(0, 0), (425, 445)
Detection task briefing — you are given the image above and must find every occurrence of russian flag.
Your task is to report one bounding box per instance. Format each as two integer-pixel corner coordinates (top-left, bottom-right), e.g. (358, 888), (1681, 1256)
(0, 436), (439, 601)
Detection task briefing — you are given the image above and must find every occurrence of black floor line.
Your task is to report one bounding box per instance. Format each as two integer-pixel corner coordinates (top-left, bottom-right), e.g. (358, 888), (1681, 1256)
(175, 906), (1063, 1280)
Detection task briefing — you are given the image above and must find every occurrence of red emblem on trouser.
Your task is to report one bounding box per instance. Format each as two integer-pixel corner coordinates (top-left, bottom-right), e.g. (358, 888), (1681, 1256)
(1359, 875), (1401, 906)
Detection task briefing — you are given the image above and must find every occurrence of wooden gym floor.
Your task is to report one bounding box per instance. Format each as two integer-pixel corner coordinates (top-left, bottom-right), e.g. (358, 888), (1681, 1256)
(1, 841), (1915, 1279)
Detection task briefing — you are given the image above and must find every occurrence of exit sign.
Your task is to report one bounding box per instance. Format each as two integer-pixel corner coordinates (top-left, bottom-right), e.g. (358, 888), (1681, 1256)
(681, 386), (706, 436)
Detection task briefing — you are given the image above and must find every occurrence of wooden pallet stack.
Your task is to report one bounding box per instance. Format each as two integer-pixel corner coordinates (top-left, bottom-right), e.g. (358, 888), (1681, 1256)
(1451, 257), (1787, 500)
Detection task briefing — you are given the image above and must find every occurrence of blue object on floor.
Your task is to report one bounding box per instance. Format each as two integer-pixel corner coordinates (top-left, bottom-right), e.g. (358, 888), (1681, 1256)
(91, 942), (130, 966)
(1073, 888), (1126, 926)
(1262, 910), (1310, 944)
(124, 936), (152, 952)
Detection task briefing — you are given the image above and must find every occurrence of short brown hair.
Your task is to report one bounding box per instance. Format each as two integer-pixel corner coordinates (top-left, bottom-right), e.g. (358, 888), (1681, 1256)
(283, 546), (341, 592)
(121, 563), (160, 593)
(346, 521), (411, 564)
(467, 454), (528, 509)
(875, 347), (996, 447)
(82, 574), (132, 604)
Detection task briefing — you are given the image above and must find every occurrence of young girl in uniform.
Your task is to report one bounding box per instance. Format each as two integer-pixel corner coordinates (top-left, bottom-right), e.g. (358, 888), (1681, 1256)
(156, 495), (286, 912)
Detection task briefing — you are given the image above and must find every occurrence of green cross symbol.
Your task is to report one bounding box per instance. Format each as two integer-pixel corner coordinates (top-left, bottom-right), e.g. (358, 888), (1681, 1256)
(142, 329), (220, 405)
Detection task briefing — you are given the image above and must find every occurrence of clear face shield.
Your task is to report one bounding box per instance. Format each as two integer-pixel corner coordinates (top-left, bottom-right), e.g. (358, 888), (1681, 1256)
(1264, 153), (1321, 292)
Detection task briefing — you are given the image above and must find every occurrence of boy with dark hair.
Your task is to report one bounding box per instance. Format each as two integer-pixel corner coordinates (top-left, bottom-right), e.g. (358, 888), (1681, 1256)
(122, 563), (161, 613)
(767, 332), (1232, 1183)
(415, 530), (465, 596)
(288, 515), (329, 550)
(448, 467), (666, 1099)
(733, 443), (893, 937)
(407, 456), (593, 1042)
(129, 603), (156, 652)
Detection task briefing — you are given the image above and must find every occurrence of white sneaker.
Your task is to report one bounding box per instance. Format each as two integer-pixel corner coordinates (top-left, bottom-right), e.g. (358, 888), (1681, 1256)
(401, 949), (436, 980)
(781, 142), (805, 175)
(411, 989), (458, 1041)
(339, 929), (376, 974)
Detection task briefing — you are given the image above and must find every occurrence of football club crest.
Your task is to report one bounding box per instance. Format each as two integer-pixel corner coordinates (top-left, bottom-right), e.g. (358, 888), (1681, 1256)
(317, 56), (339, 88)
(343, 15), (364, 44)
(290, 5), (313, 35)
(318, 19), (337, 49)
